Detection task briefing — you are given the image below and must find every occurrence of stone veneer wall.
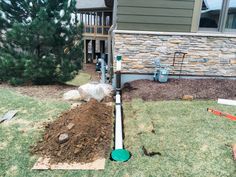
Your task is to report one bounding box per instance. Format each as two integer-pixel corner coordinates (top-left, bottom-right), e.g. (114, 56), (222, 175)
(113, 33), (236, 77)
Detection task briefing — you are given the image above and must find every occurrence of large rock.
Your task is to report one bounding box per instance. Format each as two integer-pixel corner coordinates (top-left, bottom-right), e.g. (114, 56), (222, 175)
(99, 83), (114, 95)
(78, 82), (114, 102)
(63, 90), (81, 101)
(58, 133), (69, 144)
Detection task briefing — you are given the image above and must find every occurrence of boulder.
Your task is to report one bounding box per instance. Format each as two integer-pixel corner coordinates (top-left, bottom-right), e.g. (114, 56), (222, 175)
(78, 82), (114, 102)
(63, 90), (81, 101)
(99, 83), (114, 95)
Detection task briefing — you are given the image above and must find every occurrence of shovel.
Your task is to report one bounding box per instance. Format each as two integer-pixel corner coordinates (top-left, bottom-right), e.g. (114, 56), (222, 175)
(0, 110), (18, 123)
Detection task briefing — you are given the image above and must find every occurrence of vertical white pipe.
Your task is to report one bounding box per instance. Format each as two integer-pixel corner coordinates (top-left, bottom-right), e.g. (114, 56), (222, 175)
(116, 60), (121, 71)
(115, 93), (123, 150)
(116, 94), (121, 104)
(102, 12), (104, 35)
(101, 59), (106, 84)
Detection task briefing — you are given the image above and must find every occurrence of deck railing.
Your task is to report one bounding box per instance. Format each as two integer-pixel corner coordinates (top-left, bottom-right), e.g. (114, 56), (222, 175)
(84, 25), (111, 36)
(79, 11), (112, 37)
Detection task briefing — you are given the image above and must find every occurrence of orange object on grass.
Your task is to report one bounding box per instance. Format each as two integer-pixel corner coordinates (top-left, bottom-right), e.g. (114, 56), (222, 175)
(207, 108), (236, 121)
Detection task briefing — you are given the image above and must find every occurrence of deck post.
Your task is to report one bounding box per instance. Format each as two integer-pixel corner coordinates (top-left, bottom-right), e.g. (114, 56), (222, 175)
(95, 12), (98, 35)
(100, 40), (105, 54)
(84, 40), (89, 63)
(92, 40), (96, 62)
(102, 12), (104, 35)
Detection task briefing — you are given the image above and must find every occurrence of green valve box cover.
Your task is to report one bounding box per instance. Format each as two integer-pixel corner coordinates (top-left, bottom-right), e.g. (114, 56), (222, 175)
(111, 149), (131, 162)
(117, 56), (122, 61)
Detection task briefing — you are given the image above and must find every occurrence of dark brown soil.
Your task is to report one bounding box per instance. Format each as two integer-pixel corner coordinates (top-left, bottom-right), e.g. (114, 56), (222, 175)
(122, 79), (236, 101)
(31, 99), (113, 164)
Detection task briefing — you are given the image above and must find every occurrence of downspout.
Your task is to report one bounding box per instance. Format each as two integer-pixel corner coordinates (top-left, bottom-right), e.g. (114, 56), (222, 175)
(111, 61), (131, 162)
(108, 0), (118, 82)
(110, 0), (131, 162)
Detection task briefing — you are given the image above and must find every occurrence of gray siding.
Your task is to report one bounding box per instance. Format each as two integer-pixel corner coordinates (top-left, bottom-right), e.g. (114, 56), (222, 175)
(117, 0), (195, 32)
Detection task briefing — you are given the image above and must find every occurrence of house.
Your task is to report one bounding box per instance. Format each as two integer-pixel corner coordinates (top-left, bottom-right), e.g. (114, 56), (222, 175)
(76, 0), (113, 64)
(77, 0), (236, 84)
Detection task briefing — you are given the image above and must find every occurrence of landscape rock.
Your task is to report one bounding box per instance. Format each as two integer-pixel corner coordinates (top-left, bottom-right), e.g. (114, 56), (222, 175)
(78, 82), (114, 102)
(71, 102), (82, 109)
(182, 95), (194, 101)
(58, 133), (69, 144)
(63, 90), (81, 101)
(67, 123), (75, 130)
(99, 84), (114, 96)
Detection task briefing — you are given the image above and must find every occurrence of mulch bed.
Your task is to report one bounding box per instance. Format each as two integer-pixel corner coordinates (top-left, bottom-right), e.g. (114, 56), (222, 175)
(0, 83), (76, 101)
(0, 64), (98, 101)
(31, 99), (113, 164)
(122, 79), (236, 101)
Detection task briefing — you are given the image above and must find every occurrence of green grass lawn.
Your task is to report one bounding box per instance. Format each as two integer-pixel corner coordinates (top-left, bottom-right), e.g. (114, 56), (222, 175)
(66, 72), (91, 86)
(0, 89), (235, 177)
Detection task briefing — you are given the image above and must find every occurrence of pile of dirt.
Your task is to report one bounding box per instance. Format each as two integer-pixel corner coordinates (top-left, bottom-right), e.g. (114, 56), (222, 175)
(122, 79), (236, 101)
(31, 99), (113, 164)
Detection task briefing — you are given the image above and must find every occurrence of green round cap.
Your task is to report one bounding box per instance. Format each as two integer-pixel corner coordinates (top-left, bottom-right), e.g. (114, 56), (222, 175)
(117, 55), (122, 61)
(111, 149), (131, 162)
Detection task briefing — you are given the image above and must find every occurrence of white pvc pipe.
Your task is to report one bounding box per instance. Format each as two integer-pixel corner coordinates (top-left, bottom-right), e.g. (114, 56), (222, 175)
(101, 58), (106, 83)
(116, 60), (122, 71)
(115, 93), (123, 150)
(116, 94), (121, 104)
(218, 99), (236, 106)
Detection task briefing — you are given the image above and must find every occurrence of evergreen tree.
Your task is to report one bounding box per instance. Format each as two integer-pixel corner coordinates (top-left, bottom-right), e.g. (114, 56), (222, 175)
(0, 0), (83, 85)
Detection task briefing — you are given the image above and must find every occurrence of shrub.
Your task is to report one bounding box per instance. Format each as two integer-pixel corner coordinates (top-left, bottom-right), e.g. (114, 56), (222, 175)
(0, 0), (83, 85)
(0, 51), (79, 85)
(0, 52), (26, 83)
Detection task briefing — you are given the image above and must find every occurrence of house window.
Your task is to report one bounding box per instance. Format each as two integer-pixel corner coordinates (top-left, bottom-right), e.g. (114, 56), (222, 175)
(199, 0), (223, 29)
(225, 0), (236, 30)
(199, 0), (236, 32)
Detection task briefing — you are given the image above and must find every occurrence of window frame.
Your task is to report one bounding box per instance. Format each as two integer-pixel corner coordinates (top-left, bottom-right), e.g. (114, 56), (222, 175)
(198, 0), (236, 33)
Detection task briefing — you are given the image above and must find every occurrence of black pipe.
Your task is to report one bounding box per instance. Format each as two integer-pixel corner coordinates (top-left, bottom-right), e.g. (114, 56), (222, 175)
(116, 71), (121, 92)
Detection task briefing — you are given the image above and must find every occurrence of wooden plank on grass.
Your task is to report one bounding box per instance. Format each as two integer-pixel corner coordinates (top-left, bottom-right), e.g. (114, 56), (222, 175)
(218, 99), (236, 106)
(32, 157), (106, 170)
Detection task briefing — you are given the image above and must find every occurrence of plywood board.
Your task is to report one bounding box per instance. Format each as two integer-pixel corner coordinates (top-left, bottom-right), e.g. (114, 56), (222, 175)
(32, 157), (106, 170)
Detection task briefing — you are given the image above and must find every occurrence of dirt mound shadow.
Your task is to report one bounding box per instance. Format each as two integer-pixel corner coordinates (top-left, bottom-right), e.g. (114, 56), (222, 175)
(31, 99), (113, 164)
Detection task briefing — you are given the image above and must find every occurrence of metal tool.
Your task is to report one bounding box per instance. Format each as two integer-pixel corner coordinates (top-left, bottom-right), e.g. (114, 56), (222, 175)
(0, 110), (18, 124)
(172, 52), (187, 78)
